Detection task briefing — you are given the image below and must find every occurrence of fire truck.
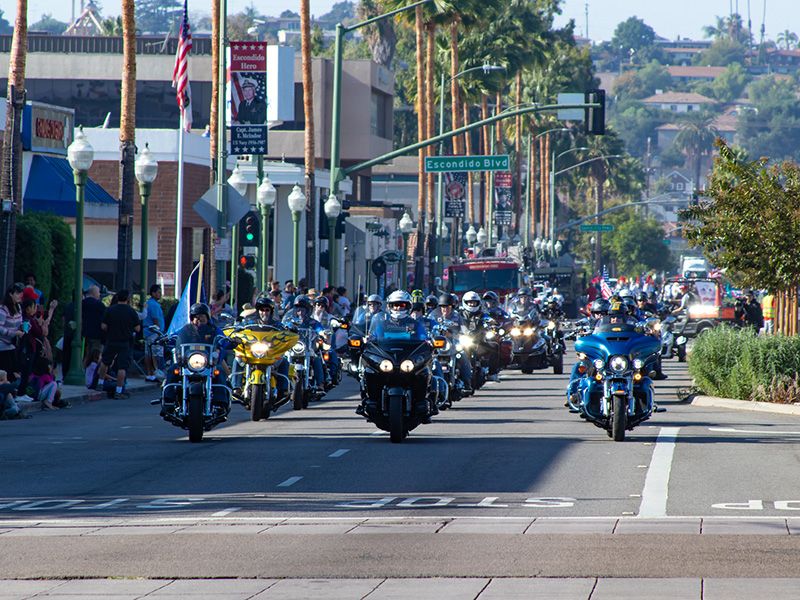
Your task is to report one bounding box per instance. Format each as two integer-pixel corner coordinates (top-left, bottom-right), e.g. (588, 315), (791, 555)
(445, 258), (522, 299)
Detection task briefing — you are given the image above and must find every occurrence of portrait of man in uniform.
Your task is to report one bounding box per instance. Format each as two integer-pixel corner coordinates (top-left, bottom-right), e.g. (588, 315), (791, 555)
(234, 76), (266, 125)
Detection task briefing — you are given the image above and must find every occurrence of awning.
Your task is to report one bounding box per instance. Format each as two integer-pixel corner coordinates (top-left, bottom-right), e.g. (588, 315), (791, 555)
(23, 154), (118, 219)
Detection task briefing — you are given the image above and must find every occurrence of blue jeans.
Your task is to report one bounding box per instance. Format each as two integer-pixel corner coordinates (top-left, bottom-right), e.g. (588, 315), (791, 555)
(457, 353), (472, 389)
(326, 348), (339, 381)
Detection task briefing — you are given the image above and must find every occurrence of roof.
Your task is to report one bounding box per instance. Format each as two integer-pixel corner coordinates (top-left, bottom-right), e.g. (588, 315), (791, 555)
(666, 66), (726, 79)
(663, 47), (704, 54)
(642, 91), (717, 105)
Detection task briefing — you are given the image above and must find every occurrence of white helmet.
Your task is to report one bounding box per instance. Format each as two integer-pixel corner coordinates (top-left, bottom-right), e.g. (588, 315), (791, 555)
(618, 287), (634, 300)
(386, 290), (412, 320)
(462, 291), (482, 314)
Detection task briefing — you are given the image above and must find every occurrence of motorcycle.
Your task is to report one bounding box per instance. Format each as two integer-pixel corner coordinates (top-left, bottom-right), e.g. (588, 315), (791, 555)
(506, 300), (549, 375)
(357, 331), (435, 443)
(430, 322), (465, 408)
(659, 315), (687, 362)
(151, 328), (232, 443)
(286, 323), (326, 407)
(223, 323), (300, 420)
(572, 322), (661, 441)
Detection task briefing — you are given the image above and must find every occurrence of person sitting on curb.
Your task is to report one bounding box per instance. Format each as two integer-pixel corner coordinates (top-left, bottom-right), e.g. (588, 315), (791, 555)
(0, 369), (29, 420)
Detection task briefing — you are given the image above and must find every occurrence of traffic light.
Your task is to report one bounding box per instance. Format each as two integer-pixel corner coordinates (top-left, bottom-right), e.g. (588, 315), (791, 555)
(239, 255), (255, 269)
(319, 249), (330, 270)
(584, 89), (606, 135)
(241, 210), (260, 246)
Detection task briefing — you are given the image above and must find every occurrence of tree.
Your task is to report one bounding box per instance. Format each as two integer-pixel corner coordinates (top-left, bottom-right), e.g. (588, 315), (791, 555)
(612, 60), (672, 100)
(100, 16), (123, 36)
(738, 75), (800, 162)
(709, 62), (750, 102)
(683, 141), (800, 332)
(30, 13), (67, 33)
(610, 103), (666, 157)
(0, 9), (12, 34)
(694, 37), (747, 66)
(321, 1), (355, 23)
(610, 16), (657, 64)
(280, 10), (300, 19)
(606, 211), (674, 275)
(0, 0), (27, 292)
(116, 0), (136, 290)
(135, 0), (181, 34)
(358, 0), (397, 68)
(673, 112), (718, 192)
(702, 15), (729, 40)
(776, 29), (798, 50)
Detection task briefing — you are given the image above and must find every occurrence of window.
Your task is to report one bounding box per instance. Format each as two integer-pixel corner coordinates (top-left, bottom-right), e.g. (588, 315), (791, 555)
(371, 90), (390, 139)
(675, 182), (685, 191)
(670, 105), (678, 111)
(687, 105), (694, 112)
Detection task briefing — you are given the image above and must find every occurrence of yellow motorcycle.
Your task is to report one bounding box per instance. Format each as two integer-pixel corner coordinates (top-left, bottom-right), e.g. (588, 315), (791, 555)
(224, 323), (301, 421)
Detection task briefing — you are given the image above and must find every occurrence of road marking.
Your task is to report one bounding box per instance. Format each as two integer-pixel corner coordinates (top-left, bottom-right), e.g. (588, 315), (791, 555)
(370, 431), (384, 436)
(277, 476), (303, 488)
(709, 427), (800, 435)
(211, 507), (241, 517)
(638, 427), (680, 518)
(329, 449), (350, 458)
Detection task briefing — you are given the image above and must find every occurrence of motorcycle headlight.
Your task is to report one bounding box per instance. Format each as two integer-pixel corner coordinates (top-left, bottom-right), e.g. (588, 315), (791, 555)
(547, 321), (556, 331)
(250, 342), (271, 358)
(499, 328), (506, 336)
(292, 342), (306, 354)
(593, 359), (605, 370)
(633, 358), (644, 370)
(444, 341), (452, 352)
(379, 359), (394, 373)
(654, 322), (662, 331)
(187, 353), (208, 371)
(510, 327), (522, 337)
(400, 359), (414, 373)
(459, 334), (474, 348)
(523, 327), (534, 336)
(485, 330), (496, 340)
(610, 356), (629, 372)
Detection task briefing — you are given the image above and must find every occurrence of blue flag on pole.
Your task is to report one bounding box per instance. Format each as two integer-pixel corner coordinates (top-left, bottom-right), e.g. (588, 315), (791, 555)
(167, 261), (206, 335)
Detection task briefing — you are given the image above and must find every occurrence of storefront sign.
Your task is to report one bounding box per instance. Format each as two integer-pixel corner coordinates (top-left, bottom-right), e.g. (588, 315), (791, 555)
(22, 102), (74, 155)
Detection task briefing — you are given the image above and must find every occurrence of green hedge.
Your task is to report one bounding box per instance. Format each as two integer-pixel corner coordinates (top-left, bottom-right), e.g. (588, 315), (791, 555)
(689, 326), (800, 402)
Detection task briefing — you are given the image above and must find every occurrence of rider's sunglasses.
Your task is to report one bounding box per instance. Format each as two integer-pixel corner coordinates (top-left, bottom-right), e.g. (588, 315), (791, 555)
(466, 300), (480, 307)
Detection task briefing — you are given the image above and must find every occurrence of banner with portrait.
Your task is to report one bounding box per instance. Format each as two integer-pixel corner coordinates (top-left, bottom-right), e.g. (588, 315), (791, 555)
(444, 171), (467, 218)
(230, 41), (268, 155)
(493, 171), (513, 226)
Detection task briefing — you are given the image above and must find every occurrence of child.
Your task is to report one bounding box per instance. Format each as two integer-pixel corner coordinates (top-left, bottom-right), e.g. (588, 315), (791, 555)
(30, 356), (69, 410)
(0, 369), (27, 419)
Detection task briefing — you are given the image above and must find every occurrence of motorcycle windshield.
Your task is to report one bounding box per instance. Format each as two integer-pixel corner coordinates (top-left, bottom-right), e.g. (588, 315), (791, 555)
(508, 297), (535, 318)
(576, 330), (660, 362)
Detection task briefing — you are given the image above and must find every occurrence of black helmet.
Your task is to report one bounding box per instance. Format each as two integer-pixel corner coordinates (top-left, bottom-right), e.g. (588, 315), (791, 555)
(622, 296), (637, 314)
(190, 303), (210, 319)
(411, 301), (425, 313)
(590, 298), (610, 316)
(255, 293), (274, 312)
(482, 291), (499, 304)
(314, 296), (329, 308)
(637, 292), (648, 303)
(293, 295), (312, 311)
(425, 295), (438, 308)
(438, 293), (455, 307)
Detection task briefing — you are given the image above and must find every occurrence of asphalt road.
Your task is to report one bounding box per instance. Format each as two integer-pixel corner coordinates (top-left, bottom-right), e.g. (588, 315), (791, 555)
(4, 349), (800, 581)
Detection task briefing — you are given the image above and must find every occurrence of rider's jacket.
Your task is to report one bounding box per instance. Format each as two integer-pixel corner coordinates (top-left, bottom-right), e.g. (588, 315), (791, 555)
(176, 322), (220, 346)
(459, 309), (490, 332)
(368, 313), (428, 341)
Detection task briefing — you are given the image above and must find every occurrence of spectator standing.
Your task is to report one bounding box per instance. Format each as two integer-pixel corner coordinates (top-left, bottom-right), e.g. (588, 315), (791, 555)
(24, 273), (45, 307)
(336, 287), (351, 317)
(0, 283), (25, 385)
(141, 284), (165, 381)
(95, 290), (140, 399)
(281, 280), (296, 310)
(82, 286), (106, 367)
(744, 291), (764, 332)
(761, 291), (775, 335)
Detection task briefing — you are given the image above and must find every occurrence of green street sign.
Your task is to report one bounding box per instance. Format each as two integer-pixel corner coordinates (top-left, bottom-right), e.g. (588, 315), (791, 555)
(580, 223), (614, 232)
(424, 155), (510, 173)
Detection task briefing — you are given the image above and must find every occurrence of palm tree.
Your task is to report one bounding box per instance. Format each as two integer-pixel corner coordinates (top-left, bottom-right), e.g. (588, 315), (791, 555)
(776, 29), (798, 50)
(358, 0), (397, 67)
(0, 0), (26, 290)
(300, 0), (316, 286)
(674, 113), (719, 193)
(702, 16), (728, 40)
(117, 0), (136, 290)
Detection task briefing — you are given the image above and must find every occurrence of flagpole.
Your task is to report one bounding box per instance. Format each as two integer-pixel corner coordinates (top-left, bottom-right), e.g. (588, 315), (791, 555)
(175, 112), (185, 296)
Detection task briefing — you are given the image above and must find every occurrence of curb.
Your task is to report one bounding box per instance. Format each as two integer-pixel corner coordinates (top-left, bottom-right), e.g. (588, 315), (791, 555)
(691, 395), (800, 416)
(21, 379), (158, 415)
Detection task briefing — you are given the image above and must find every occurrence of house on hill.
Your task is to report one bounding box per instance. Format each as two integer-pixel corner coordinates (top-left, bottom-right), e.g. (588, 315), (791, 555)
(642, 90), (717, 113)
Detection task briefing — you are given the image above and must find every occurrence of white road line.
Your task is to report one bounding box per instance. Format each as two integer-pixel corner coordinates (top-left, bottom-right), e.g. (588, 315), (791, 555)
(709, 427), (800, 435)
(211, 507), (242, 517)
(329, 449), (350, 458)
(638, 427), (681, 518)
(370, 431), (384, 436)
(277, 476), (303, 488)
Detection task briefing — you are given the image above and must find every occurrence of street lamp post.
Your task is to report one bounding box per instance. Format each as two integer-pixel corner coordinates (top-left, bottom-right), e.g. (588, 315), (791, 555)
(399, 212), (414, 288)
(135, 144), (158, 308)
(228, 166), (248, 310)
(324, 194), (342, 286)
(64, 127), (94, 387)
(287, 184), (307, 284)
(465, 224), (477, 256)
(256, 176), (276, 291)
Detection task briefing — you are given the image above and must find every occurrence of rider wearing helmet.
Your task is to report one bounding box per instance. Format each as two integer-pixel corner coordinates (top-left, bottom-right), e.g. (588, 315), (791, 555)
(313, 296), (332, 327)
(353, 294), (384, 331)
(238, 294), (291, 399)
(247, 294), (282, 327)
(283, 295), (328, 393)
(424, 295), (438, 317)
(369, 290), (426, 338)
(482, 291), (508, 322)
(428, 293), (473, 394)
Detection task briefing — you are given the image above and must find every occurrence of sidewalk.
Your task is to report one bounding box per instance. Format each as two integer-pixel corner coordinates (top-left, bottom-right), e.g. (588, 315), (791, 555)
(0, 577), (795, 599)
(19, 377), (157, 416)
(691, 394), (800, 416)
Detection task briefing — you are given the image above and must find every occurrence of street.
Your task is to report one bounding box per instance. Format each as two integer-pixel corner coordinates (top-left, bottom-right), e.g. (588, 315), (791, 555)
(4, 351), (800, 597)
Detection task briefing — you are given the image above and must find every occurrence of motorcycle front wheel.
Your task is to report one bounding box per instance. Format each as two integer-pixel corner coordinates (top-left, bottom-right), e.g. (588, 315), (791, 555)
(389, 395), (404, 444)
(552, 353), (564, 375)
(611, 395), (627, 442)
(188, 394), (204, 443)
(250, 383), (268, 421)
(292, 377), (305, 410)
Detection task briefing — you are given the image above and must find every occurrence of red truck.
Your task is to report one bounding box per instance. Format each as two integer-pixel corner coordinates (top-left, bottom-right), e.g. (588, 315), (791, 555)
(445, 258), (521, 299)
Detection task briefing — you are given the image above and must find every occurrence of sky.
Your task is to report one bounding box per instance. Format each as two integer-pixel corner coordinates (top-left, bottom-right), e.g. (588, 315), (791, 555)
(2, 0), (798, 43)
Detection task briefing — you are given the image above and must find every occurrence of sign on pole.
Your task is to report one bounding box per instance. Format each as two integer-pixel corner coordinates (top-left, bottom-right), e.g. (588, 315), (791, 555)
(230, 41), (268, 155)
(444, 171), (466, 218)
(493, 171), (513, 226)
(579, 223), (614, 232)
(557, 92), (586, 121)
(193, 184), (251, 235)
(425, 155), (509, 173)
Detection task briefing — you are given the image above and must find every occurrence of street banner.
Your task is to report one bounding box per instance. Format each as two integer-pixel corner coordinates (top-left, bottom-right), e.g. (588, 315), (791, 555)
(494, 171), (513, 226)
(444, 171), (467, 218)
(230, 41), (268, 155)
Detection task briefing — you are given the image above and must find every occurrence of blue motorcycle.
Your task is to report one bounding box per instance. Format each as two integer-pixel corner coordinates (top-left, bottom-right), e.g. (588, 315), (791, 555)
(572, 320), (661, 441)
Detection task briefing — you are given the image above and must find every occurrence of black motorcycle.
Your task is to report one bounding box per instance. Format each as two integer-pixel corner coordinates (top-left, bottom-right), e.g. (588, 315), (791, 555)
(358, 334), (435, 443)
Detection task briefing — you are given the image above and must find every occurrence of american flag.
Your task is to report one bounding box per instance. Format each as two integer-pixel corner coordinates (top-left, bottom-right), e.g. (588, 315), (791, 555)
(171, 0), (192, 132)
(600, 265), (613, 299)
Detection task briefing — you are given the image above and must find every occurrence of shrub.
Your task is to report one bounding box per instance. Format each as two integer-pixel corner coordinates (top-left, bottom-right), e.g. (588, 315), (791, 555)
(689, 326), (800, 401)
